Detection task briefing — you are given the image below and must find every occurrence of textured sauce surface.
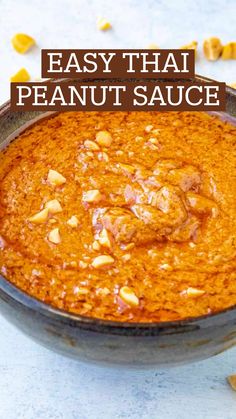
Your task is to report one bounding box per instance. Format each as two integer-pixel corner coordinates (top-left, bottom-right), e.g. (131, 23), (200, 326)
(0, 111), (235, 322)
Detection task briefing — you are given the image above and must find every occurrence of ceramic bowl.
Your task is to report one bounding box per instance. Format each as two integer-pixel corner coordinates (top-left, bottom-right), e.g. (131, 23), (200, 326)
(0, 76), (236, 368)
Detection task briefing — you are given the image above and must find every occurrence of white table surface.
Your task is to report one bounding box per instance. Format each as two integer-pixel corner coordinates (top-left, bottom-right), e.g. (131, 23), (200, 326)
(0, 0), (236, 418)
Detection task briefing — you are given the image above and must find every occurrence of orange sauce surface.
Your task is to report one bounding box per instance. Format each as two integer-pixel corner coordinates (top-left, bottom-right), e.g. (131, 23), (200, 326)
(0, 111), (235, 322)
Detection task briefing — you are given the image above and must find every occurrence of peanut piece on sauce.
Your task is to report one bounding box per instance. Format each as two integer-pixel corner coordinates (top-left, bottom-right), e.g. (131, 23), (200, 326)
(47, 169), (66, 186)
(96, 287), (110, 296)
(48, 228), (61, 244)
(119, 286), (139, 307)
(45, 199), (62, 214)
(74, 286), (89, 295)
(49, 218), (57, 224)
(186, 287), (205, 297)
(145, 125), (153, 133)
(122, 243), (135, 251)
(84, 140), (100, 151)
(91, 255), (114, 268)
(79, 261), (88, 269)
(28, 208), (49, 224)
(83, 303), (92, 310)
(159, 263), (173, 271)
(69, 261), (77, 268)
(122, 253), (131, 262)
(149, 137), (159, 145)
(152, 129), (161, 135)
(86, 151), (94, 158)
(92, 240), (101, 251)
(98, 228), (112, 249)
(97, 151), (109, 162)
(117, 163), (136, 174)
(82, 190), (103, 203)
(96, 131), (113, 147)
(67, 215), (79, 228)
(148, 138), (161, 150)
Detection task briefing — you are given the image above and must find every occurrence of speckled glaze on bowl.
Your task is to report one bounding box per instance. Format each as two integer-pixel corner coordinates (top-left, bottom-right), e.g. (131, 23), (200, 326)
(0, 76), (236, 368)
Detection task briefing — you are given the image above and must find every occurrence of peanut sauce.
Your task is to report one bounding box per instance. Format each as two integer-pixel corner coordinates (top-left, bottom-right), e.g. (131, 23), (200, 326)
(0, 111), (235, 322)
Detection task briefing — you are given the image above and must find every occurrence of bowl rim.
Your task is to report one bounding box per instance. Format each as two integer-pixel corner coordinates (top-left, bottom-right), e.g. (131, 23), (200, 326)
(0, 74), (236, 333)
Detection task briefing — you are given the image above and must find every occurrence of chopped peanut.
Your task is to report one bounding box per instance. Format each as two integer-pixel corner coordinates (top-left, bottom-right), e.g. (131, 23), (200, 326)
(227, 375), (236, 391)
(221, 43), (233, 60)
(147, 43), (158, 49)
(152, 129), (161, 135)
(117, 163), (136, 174)
(92, 240), (101, 251)
(45, 199), (62, 214)
(122, 253), (131, 262)
(49, 218), (57, 224)
(10, 68), (30, 82)
(145, 125), (153, 133)
(82, 190), (103, 203)
(159, 263), (173, 271)
(97, 151), (109, 162)
(116, 150), (124, 156)
(79, 261), (88, 269)
(84, 140), (100, 151)
(96, 131), (112, 147)
(221, 42), (236, 60)
(83, 302), (92, 310)
(91, 255), (114, 268)
(67, 215), (79, 228)
(233, 43), (236, 59)
(11, 33), (36, 54)
(122, 243), (135, 251)
(48, 228), (61, 244)
(180, 41), (198, 56)
(29, 208), (49, 224)
(203, 37), (223, 61)
(86, 151), (94, 157)
(97, 17), (112, 31)
(69, 261), (77, 268)
(119, 286), (139, 307)
(96, 287), (110, 296)
(149, 137), (159, 145)
(98, 228), (112, 249)
(148, 143), (159, 151)
(185, 287), (205, 297)
(74, 286), (89, 295)
(47, 169), (66, 186)
(135, 136), (144, 142)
